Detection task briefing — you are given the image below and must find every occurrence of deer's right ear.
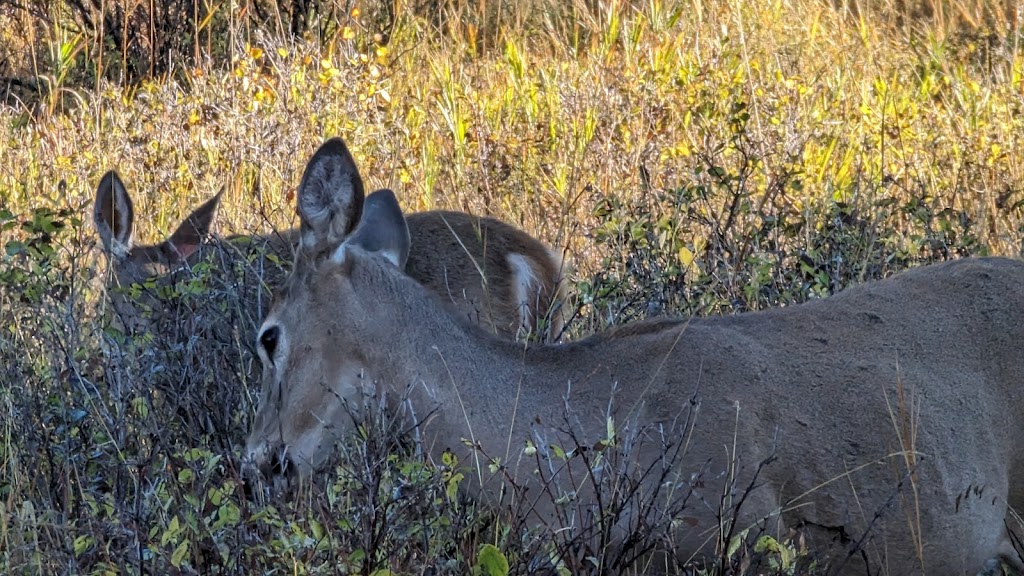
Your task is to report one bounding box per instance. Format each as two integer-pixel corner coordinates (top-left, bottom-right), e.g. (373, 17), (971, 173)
(296, 137), (365, 253)
(166, 189), (221, 260)
(94, 170), (134, 258)
(334, 189), (410, 270)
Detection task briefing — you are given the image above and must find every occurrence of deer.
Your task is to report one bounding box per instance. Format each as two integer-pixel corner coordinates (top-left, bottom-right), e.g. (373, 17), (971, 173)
(244, 136), (1024, 575)
(93, 160), (567, 344)
(91, 143), (567, 443)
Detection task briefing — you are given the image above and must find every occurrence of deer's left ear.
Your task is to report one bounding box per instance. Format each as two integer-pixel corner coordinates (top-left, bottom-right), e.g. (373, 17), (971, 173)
(94, 170), (135, 257)
(296, 137), (366, 254)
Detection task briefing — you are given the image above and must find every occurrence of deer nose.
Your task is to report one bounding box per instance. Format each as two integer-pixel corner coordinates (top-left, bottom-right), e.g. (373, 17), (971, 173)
(249, 443), (293, 480)
(241, 460), (262, 500)
(242, 443), (295, 499)
(264, 446), (293, 479)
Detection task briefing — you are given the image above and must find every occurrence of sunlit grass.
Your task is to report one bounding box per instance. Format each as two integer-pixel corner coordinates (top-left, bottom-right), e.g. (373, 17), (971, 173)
(2, 1), (1021, 265)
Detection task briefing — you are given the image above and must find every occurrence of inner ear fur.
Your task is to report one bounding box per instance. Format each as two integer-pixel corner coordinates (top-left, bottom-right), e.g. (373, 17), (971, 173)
(296, 137), (366, 253)
(166, 189), (222, 260)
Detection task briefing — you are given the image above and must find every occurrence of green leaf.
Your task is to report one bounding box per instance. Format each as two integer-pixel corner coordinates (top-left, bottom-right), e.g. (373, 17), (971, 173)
(131, 396), (149, 419)
(726, 527), (749, 559)
(754, 534), (779, 554)
(551, 443), (566, 460)
(73, 534), (94, 557)
(171, 540), (189, 567)
(310, 518), (324, 540)
(477, 544), (509, 576)
(213, 501), (240, 529)
(161, 516), (180, 546)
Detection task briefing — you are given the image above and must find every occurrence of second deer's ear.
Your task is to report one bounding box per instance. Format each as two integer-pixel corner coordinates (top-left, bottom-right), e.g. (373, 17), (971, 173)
(334, 189), (410, 270)
(94, 170), (135, 257)
(166, 189), (222, 260)
(296, 137), (365, 253)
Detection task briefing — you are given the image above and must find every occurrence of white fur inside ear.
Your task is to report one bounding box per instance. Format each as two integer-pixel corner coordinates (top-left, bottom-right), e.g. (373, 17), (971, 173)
(116, 208), (132, 243)
(300, 228), (320, 252)
(108, 176), (133, 242)
(330, 243), (402, 267)
(380, 249), (401, 267)
(110, 238), (132, 260)
(331, 243), (351, 265)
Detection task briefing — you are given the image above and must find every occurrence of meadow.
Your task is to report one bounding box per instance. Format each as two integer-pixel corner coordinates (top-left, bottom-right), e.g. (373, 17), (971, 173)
(1, 0), (1024, 573)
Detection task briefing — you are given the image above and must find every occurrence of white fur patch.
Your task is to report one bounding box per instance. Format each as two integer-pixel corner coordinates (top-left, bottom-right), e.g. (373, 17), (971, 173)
(380, 248), (401, 267)
(331, 243), (402, 267)
(506, 253), (538, 334)
(110, 238), (132, 260)
(301, 228), (320, 252)
(331, 243), (351, 264)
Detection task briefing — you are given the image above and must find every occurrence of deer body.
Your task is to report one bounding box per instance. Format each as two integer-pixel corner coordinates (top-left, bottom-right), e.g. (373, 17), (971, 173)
(247, 138), (1024, 575)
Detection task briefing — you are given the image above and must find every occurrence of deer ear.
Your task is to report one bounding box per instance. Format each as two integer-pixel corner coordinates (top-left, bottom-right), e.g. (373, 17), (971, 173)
(94, 170), (134, 257)
(296, 137), (365, 253)
(166, 189), (222, 260)
(333, 189), (410, 270)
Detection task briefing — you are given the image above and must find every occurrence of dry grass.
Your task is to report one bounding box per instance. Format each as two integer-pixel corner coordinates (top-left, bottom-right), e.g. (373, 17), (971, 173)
(2, 0), (1024, 573)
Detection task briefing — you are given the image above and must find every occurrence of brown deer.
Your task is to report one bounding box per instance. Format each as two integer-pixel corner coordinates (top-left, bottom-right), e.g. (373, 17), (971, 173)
(93, 160), (567, 343)
(245, 137), (1024, 575)
(92, 142), (566, 444)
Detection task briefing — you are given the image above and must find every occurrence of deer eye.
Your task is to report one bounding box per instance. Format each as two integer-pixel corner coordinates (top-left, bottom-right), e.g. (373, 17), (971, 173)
(259, 325), (280, 363)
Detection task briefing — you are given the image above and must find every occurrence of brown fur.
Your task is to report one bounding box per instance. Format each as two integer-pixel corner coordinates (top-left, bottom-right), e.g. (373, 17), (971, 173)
(404, 210), (566, 338)
(93, 162), (567, 341)
(246, 138), (1024, 575)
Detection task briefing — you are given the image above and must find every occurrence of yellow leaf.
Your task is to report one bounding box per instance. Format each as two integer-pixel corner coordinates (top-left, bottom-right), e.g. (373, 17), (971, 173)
(523, 440), (536, 456)
(441, 451), (457, 468)
(249, 46), (263, 59)
(161, 516), (180, 546)
(678, 246), (695, 268)
(342, 26), (355, 40)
